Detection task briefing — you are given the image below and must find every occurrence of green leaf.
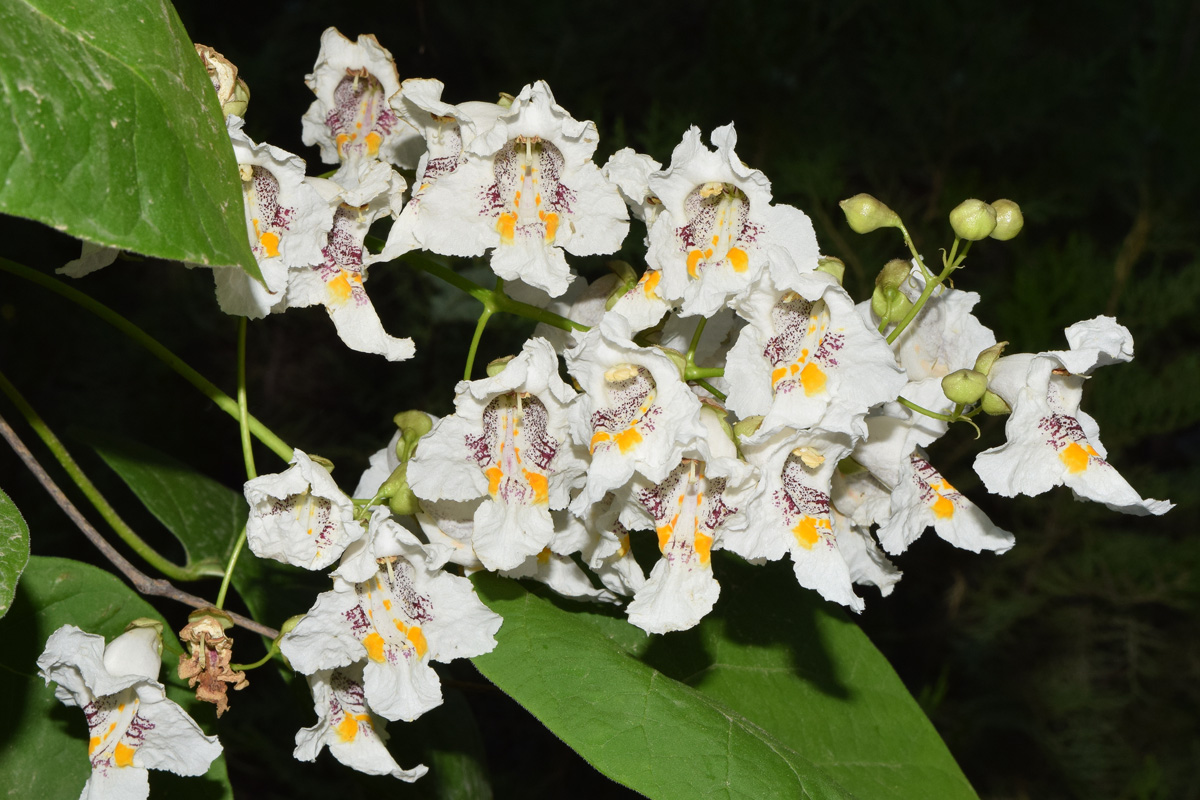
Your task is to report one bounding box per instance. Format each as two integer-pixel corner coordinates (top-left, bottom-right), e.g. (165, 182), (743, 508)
(470, 571), (856, 800)
(471, 555), (978, 800)
(0, 0), (259, 277)
(0, 556), (233, 799)
(92, 435), (322, 627)
(0, 486), (31, 619)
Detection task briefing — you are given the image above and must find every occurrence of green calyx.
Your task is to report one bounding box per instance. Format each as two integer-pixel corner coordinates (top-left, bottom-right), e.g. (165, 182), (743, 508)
(949, 199), (997, 241)
(941, 368), (989, 405)
(989, 199), (1024, 240)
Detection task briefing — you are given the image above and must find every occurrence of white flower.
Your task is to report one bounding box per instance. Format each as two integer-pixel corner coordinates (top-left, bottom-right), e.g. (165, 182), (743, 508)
(828, 486), (902, 597)
(281, 512), (501, 721)
(245, 449), (363, 570)
(413, 81), (629, 297)
(607, 268), (672, 333)
(602, 147), (664, 228)
(301, 28), (421, 167)
(645, 124), (819, 317)
(408, 337), (587, 571)
(295, 664), (428, 782)
(37, 625), (222, 800)
(726, 273), (907, 438)
(974, 317), (1172, 516)
(214, 117), (334, 319)
(565, 315), (707, 511)
(733, 427), (865, 611)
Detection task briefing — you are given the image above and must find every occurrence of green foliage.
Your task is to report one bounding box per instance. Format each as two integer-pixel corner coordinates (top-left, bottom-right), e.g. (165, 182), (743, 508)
(0, 0), (258, 276)
(0, 486), (31, 618)
(472, 556), (978, 800)
(0, 556), (233, 798)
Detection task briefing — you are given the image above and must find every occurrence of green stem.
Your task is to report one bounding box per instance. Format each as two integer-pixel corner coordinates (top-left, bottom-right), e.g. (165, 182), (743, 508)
(0, 257), (293, 463)
(695, 379), (727, 402)
(895, 395), (957, 422)
(685, 317), (708, 362)
(214, 527), (246, 610)
(897, 222), (932, 281)
(0, 367), (214, 581)
(230, 636), (281, 671)
(464, 307), (494, 381)
(886, 260), (957, 345)
(237, 318), (257, 481)
(685, 366), (725, 380)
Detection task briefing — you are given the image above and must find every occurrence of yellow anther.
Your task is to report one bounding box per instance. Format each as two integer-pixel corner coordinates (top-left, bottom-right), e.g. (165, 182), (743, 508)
(699, 181), (725, 198)
(604, 363), (641, 383)
(791, 446), (825, 468)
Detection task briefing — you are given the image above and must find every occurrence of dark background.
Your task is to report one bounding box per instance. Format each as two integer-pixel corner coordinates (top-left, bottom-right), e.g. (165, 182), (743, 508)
(2, 1), (1198, 797)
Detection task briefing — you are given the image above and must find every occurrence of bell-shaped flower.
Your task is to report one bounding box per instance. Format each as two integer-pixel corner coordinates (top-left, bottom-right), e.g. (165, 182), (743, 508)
(827, 483), (902, 598)
(645, 124), (820, 317)
(245, 449), (363, 570)
(726, 272), (907, 438)
(284, 161), (415, 361)
(281, 510), (502, 722)
(733, 427), (865, 611)
(550, 496), (646, 598)
(603, 147), (664, 229)
(617, 407), (758, 633)
(850, 379), (1014, 555)
(214, 117), (335, 318)
(37, 625), (222, 800)
(974, 316), (1172, 515)
(607, 268), (673, 333)
(301, 28), (421, 167)
(295, 664), (428, 782)
(413, 81), (629, 297)
(408, 337), (586, 570)
(566, 315), (708, 511)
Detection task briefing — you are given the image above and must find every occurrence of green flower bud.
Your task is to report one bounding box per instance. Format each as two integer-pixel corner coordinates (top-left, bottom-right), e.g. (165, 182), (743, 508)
(277, 614), (306, 638)
(816, 256), (846, 284)
(875, 258), (912, 291)
(949, 199), (997, 241)
(486, 355), (515, 378)
(308, 454), (335, 473)
(393, 410), (434, 462)
(656, 347), (689, 379)
(733, 415), (764, 439)
(496, 92), (515, 108)
(941, 368), (989, 405)
(989, 199), (1024, 241)
(871, 286), (913, 322)
(972, 341), (1008, 376)
(980, 390), (1011, 416)
(380, 463), (420, 516)
(839, 193), (901, 234)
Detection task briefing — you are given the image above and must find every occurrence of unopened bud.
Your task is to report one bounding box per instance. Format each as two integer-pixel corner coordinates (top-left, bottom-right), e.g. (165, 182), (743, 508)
(733, 415), (764, 439)
(308, 454), (335, 473)
(941, 369), (988, 405)
(486, 355), (515, 378)
(972, 342), (1008, 376)
(816, 256), (845, 284)
(980, 390), (1011, 416)
(195, 44), (249, 117)
(989, 199), (1024, 240)
(839, 193), (901, 234)
(607, 260), (638, 285)
(393, 410), (433, 462)
(655, 347), (689, 379)
(496, 92), (515, 108)
(871, 286), (913, 322)
(949, 199), (997, 241)
(875, 259), (912, 291)
(379, 463), (420, 516)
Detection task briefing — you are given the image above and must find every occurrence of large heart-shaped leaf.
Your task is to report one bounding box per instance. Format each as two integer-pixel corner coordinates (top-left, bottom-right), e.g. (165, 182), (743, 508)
(0, 556), (233, 798)
(471, 555), (978, 799)
(0, 486), (31, 618)
(0, 0), (258, 276)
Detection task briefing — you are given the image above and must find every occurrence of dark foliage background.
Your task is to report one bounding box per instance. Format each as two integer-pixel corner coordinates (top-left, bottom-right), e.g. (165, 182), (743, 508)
(2, 1), (1197, 798)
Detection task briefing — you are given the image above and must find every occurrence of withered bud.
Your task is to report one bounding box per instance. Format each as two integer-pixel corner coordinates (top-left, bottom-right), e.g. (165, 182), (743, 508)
(177, 608), (248, 718)
(195, 44), (249, 117)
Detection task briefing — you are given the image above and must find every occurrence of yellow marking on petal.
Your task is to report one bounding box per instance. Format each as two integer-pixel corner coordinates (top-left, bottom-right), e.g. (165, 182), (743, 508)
(799, 362), (826, 396)
(589, 431), (611, 453)
(687, 249), (703, 278)
(327, 272), (353, 304)
(656, 525), (672, 551)
(485, 466), (504, 497)
(363, 632), (386, 662)
(117, 703), (125, 712)
(336, 133), (350, 158)
(614, 426), (643, 453)
(523, 470), (549, 504)
(617, 533), (630, 557)
(306, 527), (314, 536)
(335, 713), (360, 742)
(695, 532), (713, 564)
(541, 211), (559, 242)
(114, 742), (136, 768)
(88, 737), (101, 755)
(382, 598), (392, 610)
(1060, 442), (1092, 473)
(932, 495), (956, 519)
(726, 246), (748, 272)
(107, 722), (117, 736)
(642, 270), (661, 296)
(536, 547), (551, 564)
(497, 212), (517, 243)
(364, 131), (382, 156)
(711, 235), (720, 246)
(771, 366), (787, 385)
(406, 626), (428, 658)
(704, 248), (713, 259)
(793, 517), (820, 549)
(514, 190), (521, 208)
(535, 193), (542, 207)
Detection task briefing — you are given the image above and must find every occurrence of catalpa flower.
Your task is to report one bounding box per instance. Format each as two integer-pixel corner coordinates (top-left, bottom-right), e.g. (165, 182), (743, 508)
(302, 28), (421, 167)
(974, 316), (1172, 516)
(566, 315), (707, 511)
(827, 485), (903, 598)
(37, 624), (222, 800)
(281, 510), (501, 721)
(214, 117), (334, 318)
(617, 407), (757, 633)
(734, 427), (865, 611)
(726, 273), (906, 438)
(295, 664), (428, 782)
(414, 81), (629, 297)
(603, 147), (664, 228)
(408, 337), (587, 571)
(245, 449), (362, 570)
(645, 124), (820, 317)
